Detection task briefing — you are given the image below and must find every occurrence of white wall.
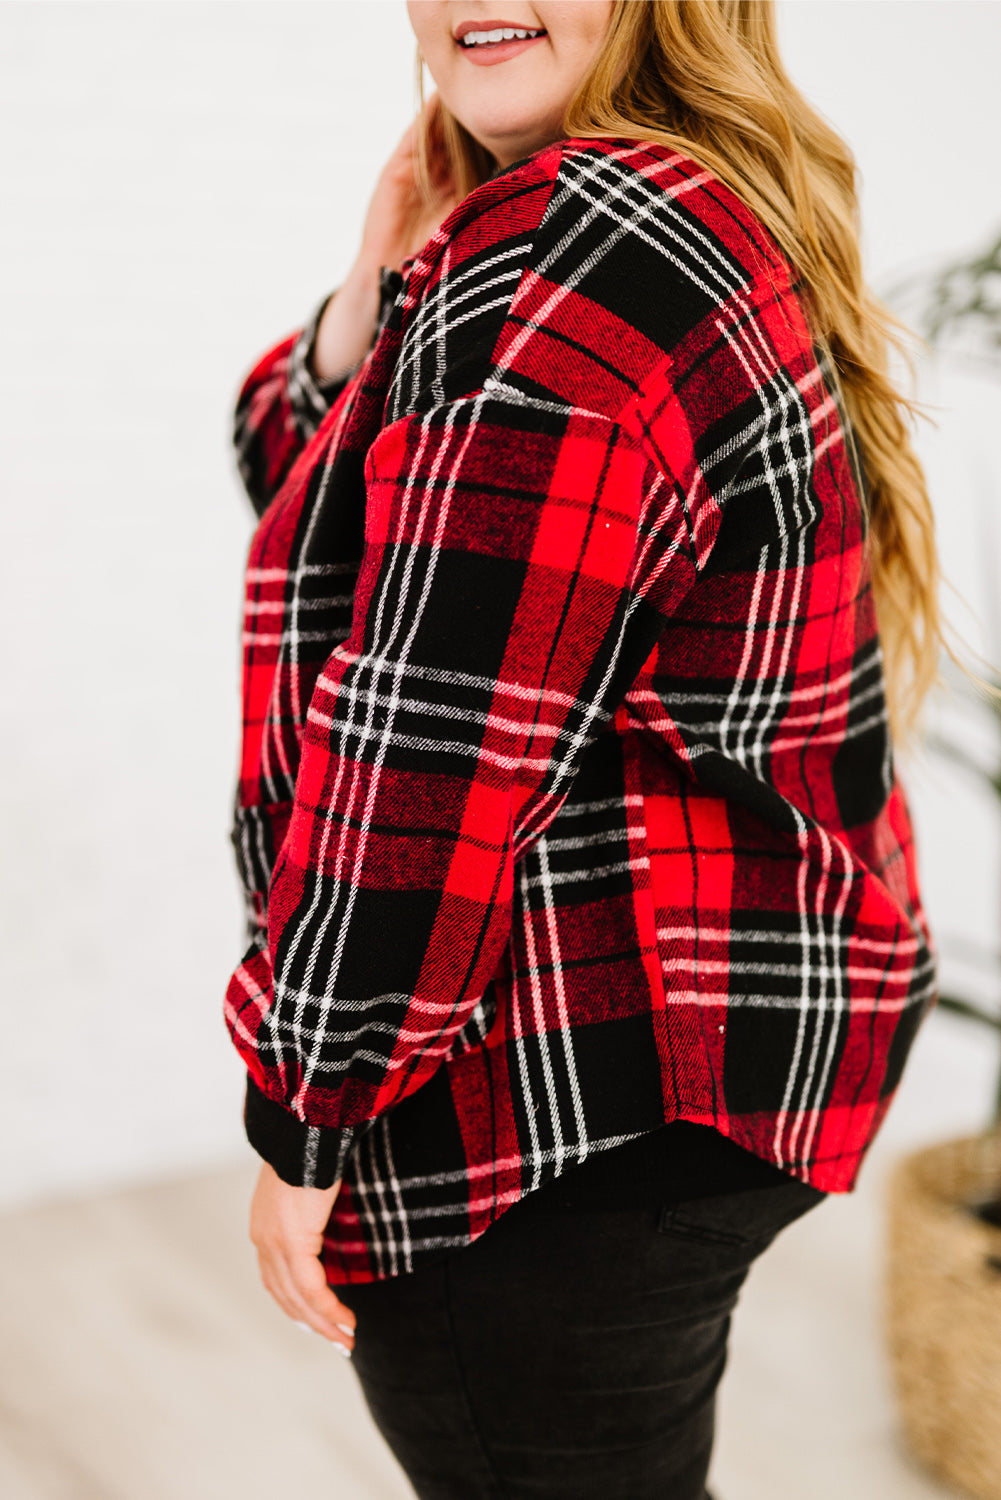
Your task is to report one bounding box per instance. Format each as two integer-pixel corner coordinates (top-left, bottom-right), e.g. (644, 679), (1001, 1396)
(1, 0), (419, 1206)
(2, 0), (999, 1209)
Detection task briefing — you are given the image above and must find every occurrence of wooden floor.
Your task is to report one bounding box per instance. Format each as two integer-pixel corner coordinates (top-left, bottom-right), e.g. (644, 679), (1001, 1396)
(0, 1155), (965, 1500)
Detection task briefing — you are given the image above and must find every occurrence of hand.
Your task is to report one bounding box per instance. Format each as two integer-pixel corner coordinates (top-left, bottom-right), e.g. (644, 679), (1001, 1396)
(357, 90), (461, 275)
(311, 93), (462, 383)
(249, 1162), (357, 1355)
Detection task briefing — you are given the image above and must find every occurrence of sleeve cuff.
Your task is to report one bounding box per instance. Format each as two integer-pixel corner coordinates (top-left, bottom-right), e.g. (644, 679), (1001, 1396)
(244, 1076), (360, 1189)
(285, 294), (351, 439)
(286, 268), (405, 439)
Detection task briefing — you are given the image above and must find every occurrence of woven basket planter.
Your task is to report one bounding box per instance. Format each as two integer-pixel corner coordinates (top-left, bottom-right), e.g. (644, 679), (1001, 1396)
(885, 1132), (1001, 1499)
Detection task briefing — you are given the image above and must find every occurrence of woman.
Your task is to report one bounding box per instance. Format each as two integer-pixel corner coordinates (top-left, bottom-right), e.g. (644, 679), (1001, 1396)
(226, 3), (940, 1496)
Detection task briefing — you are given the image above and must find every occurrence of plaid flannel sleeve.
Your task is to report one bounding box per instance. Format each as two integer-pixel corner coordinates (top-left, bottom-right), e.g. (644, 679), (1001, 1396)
(226, 380), (708, 1187)
(233, 270), (402, 518)
(232, 300), (340, 518)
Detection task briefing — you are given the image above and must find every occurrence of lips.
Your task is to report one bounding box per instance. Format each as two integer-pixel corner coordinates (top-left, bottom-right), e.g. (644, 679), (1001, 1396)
(452, 19), (548, 66)
(453, 18), (546, 43)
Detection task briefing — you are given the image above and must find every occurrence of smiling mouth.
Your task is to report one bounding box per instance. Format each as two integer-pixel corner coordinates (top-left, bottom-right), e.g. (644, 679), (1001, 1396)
(455, 23), (547, 49)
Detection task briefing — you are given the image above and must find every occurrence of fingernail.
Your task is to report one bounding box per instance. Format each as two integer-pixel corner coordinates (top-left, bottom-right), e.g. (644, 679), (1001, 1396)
(293, 1320), (315, 1335)
(337, 1322), (355, 1336)
(335, 1342), (353, 1359)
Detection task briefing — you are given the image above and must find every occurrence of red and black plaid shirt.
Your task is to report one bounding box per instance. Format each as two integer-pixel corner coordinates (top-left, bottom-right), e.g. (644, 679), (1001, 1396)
(226, 138), (937, 1284)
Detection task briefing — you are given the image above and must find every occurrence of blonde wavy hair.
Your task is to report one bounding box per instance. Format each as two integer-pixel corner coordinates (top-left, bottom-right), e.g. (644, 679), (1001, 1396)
(416, 0), (954, 745)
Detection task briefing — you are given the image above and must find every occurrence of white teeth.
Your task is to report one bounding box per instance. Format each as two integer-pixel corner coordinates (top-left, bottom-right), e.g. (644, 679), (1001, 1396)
(460, 26), (542, 46)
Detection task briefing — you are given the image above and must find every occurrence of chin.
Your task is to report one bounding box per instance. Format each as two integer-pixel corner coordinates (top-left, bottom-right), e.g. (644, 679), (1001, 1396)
(461, 109), (562, 164)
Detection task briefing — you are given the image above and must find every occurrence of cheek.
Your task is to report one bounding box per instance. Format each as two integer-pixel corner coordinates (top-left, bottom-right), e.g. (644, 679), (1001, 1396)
(409, 5), (455, 79)
(581, 2), (615, 52)
(544, 2), (614, 78)
(418, 33), (460, 94)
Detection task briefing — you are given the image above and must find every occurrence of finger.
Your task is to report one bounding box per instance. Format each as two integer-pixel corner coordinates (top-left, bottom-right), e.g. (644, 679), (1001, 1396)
(262, 1244), (356, 1351)
(258, 1254), (305, 1326)
(393, 114), (420, 162)
(258, 1244), (310, 1321)
(288, 1248), (358, 1342)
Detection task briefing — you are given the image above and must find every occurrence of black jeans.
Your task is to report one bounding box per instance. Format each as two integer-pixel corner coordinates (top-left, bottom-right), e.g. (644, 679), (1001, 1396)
(341, 1146), (827, 1499)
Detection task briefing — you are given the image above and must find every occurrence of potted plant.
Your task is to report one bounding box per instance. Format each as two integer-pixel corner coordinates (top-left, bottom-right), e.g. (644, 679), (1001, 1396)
(882, 224), (1001, 1500)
